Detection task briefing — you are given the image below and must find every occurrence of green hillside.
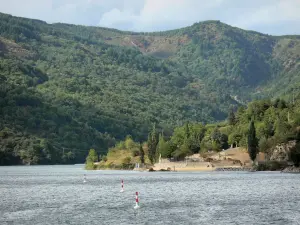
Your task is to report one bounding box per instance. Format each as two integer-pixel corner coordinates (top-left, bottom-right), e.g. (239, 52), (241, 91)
(0, 12), (299, 165)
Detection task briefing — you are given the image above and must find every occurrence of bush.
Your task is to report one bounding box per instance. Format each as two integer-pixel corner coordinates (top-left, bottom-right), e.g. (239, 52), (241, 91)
(172, 143), (192, 160)
(259, 137), (270, 153)
(256, 161), (288, 171)
(289, 142), (300, 167)
(85, 149), (99, 170)
(125, 136), (135, 149)
(121, 163), (134, 170)
(101, 155), (108, 162)
(149, 167), (155, 172)
(295, 127), (300, 141)
(121, 156), (134, 169)
(86, 149), (98, 163)
(85, 161), (96, 170)
(255, 162), (268, 171)
(122, 156), (132, 164)
(107, 162), (114, 168)
(115, 141), (125, 149)
(132, 149), (140, 157)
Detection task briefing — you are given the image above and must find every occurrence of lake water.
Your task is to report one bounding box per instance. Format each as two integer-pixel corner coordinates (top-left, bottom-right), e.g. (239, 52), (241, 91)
(0, 165), (300, 225)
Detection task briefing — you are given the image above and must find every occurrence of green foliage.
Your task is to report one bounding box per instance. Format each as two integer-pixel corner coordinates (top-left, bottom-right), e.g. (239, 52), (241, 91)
(101, 155), (108, 162)
(131, 148), (140, 157)
(228, 108), (236, 125)
(115, 141), (126, 150)
(124, 136), (135, 149)
(122, 156), (132, 164)
(258, 137), (269, 153)
(157, 133), (172, 158)
(121, 156), (134, 169)
(170, 123), (206, 154)
(274, 119), (291, 138)
(86, 149), (98, 163)
(248, 120), (258, 162)
(101, 96), (300, 164)
(139, 144), (145, 164)
(211, 128), (229, 150)
(147, 124), (158, 164)
(224, 98), (300, 154)
(228, 132), (242, 147)
(289, 142), (300, 167)
(172, 142), (192, 160)
(85, 161), (96, 170)
(85, 148), (98, 169)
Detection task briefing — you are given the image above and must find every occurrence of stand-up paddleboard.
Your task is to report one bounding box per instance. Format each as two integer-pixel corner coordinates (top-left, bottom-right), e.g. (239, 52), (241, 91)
(134, 192), (140, 209)
(120, 179), (124, 192)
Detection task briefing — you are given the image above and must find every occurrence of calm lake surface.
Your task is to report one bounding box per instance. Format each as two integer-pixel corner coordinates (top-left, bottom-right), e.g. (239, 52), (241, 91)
(0, 165), (300, 225)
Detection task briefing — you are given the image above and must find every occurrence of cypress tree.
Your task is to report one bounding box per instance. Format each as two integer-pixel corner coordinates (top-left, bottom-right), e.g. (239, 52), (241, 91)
(139, 144), (145, 164)
(147, 124), (158, 164)
(147, 133), (152, 162)
(228, 108), (236, 125)
(184, 122), (190, 139)
(247, 120), (258, 162)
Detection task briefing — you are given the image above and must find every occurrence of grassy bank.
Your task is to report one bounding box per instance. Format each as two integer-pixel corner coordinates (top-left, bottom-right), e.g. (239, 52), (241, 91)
(86, 136), (151, 170)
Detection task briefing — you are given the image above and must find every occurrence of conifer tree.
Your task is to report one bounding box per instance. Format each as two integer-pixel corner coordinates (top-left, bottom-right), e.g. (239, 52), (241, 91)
(139, 144), (145, 164)
(147, 124), (158, 164)
(228, 108), (236, 125)
(247, 120), (258, 162)
(184, 122), (190, 139)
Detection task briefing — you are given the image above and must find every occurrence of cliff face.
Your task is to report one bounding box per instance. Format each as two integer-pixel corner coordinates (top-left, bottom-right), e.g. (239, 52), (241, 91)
(269, 140), (296, 162)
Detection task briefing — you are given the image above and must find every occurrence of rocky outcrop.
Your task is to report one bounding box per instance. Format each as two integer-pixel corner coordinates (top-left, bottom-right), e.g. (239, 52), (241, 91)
(269, 140), (296, 161)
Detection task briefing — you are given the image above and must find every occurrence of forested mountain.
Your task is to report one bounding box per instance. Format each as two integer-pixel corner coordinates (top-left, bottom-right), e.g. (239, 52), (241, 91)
(0, 12), (299, 165)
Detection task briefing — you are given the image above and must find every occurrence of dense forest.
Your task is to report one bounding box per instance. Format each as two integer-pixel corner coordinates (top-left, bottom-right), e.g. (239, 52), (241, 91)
(95, 96), (300, 170)
(0, 12), (299, 165)
(153, 96), (300, 162)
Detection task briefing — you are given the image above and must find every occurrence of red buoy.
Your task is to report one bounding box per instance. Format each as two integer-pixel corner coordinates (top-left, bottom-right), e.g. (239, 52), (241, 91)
(134, 192), (140, 209)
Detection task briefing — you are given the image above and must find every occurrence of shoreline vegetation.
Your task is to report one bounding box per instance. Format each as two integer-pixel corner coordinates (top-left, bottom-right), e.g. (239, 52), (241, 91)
(86, 98), (300, 173)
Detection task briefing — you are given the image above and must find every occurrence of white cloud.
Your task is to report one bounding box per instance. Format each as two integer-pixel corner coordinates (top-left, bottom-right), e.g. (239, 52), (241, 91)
(99, 8), (138, 29)
(233, 0), (300, 29)
(0, 0), (52, 20)
(0, 0), (82, 23)
(98, 0), (226, 31)
(0, 0), (299, 34)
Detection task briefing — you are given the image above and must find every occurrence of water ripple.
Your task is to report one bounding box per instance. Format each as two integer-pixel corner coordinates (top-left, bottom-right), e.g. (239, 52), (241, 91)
(0, 166), (299, 225)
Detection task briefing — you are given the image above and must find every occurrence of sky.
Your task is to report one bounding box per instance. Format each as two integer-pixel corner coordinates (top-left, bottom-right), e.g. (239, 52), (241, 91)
(0, 0), (299, 35)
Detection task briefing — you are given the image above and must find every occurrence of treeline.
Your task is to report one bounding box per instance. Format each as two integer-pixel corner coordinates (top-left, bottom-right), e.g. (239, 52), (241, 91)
(101, 97), (300, 166)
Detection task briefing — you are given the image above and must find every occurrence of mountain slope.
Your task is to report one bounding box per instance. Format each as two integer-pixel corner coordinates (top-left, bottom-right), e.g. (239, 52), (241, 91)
(0, 12), (299, 164)
(99, 20), (300, 100)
